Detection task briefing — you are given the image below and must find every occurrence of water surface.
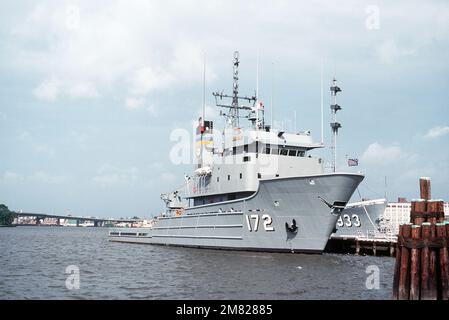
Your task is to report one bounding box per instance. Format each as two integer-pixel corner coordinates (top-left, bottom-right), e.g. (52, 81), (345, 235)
(0, 227), (394, 299)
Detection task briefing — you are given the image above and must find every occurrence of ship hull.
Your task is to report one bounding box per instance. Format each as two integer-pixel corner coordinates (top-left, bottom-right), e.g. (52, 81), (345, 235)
(109, 173), (364, 253)
(331, 199), (387, 239)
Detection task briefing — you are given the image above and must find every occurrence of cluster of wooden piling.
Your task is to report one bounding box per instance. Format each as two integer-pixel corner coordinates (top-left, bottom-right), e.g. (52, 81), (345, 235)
(392, 177), (449, 300)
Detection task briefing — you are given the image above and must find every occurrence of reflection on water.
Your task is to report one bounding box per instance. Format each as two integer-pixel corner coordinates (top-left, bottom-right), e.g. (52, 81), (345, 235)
(0, 227), (394, 299)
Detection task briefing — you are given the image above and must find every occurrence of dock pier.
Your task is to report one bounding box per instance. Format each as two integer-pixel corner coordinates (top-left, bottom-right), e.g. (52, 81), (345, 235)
(326, 236), (397, 256)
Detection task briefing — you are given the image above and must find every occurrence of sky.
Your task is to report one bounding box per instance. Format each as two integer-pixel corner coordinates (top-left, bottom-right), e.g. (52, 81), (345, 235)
(0, 0), (448, 218)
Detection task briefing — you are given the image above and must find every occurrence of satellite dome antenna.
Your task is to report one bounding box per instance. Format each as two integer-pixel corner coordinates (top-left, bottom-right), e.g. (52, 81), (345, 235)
(330, 77), (342, 172)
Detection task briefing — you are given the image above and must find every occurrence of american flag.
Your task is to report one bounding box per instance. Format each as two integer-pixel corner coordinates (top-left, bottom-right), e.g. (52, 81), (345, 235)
(348, 158), (358, 166)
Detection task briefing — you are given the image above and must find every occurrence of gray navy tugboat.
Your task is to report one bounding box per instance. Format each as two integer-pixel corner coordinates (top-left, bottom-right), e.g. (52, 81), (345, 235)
(109, 51), (364, 253)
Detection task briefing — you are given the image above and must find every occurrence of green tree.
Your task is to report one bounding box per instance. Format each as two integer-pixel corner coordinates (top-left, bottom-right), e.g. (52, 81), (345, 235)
(0, 204), (15, 225)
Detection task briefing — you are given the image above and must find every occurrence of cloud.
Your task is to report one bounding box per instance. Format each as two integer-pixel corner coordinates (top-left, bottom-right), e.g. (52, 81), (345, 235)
(424, 126), (449, 139)
(159, 172), (176, 184)
(92, 164), (139, 187)
(33, 78), (61, 101)
(12, 3), (216, 105)
(34, 144), (55, 157)
(18, 131), (32, 141)
(360, 142), (405, 165)
(1, 170), (66, 184)
(67, 82), (99, 98)
(376, 40), (415, 64)
(146, 105), (158, 116)
(128, 67), (175, 95)
(29, 171), (67, 184)
(125, 97), (145, 110)
(2, 171), (25, 183)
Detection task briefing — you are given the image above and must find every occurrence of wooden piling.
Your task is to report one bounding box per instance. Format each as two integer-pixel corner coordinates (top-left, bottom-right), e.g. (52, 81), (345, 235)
(436, 201), (445, 223)
(436, 223), (449, 299)
(410, 225), (421, 300)
(419, 177), (431, 200)
(411, 199), (426, 225)
(392, 224), (404, 300)
(421, 223), (433, 299)
(398, 223), (412, 300)
(428, 223), (438, 299)
(392, 177), (448, 300)
(427, 200), (445, 223)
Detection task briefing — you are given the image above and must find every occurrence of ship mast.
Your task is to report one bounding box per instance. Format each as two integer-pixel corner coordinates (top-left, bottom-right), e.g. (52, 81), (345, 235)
(330, 78), (342, 172)
(213, 51), (257, 129)
(231, 51), (240, 127)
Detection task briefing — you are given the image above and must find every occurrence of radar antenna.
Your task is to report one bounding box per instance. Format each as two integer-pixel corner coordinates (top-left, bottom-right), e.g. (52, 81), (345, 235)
(213, 51), (257, 128)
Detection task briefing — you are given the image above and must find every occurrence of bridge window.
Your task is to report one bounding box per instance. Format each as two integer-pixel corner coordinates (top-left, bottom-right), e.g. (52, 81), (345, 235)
(232, 146), (237, 155)
(244, 144), (249, 153)
(243, 156), (250, 162)
(288, 149), (297, 156)
(265, 144), (271, 154)
(280, 149), (288, 156)
(297, 151), (305, 157)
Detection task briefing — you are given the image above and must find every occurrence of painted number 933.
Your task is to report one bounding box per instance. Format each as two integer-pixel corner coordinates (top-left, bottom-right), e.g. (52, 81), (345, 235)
(245, 214), (274, 232)
(337, 214), (361, 227)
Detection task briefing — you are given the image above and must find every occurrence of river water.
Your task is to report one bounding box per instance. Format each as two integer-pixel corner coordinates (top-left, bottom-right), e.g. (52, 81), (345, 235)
(0, 226), (394, 299)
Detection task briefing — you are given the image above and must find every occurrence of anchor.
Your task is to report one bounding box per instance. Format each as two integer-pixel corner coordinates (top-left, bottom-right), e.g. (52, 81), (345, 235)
(285, 219), (298, 233)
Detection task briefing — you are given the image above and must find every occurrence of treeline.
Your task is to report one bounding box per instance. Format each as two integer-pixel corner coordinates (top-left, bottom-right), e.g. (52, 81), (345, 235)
(0, 204), (15, 225)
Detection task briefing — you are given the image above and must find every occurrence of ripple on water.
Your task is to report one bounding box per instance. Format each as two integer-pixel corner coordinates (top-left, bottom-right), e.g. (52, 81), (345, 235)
(0, 227), (395, 299)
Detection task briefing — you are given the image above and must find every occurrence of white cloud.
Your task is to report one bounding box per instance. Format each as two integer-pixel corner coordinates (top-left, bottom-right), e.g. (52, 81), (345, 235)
(14, 2), (218, 105)
(92, 164), (139, 187)
(67, 82), (99, 98)
(1, 170), (66, 184)
(159, 172), (176, 184)
(18, 131), (32, 141)
(2, 171), (25, 183)
(34, 144), (55, 157)
(424, 126), (449, 139)
(7, 1), (446, 108)
(146, 105), (158, 116)
(128, 67), (175, 95)
(124, 97), (158, 115)
(360, 142), (405, 165)
(33, 78), (61, 102)
(376, 40), (415, 64)
(29, 171), (67, 184)
(125, 97), (145, 110)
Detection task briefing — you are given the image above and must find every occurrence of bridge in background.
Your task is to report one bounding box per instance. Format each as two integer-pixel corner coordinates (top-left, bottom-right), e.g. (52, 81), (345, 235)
(13, 212), (138, 227)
